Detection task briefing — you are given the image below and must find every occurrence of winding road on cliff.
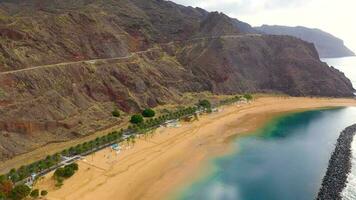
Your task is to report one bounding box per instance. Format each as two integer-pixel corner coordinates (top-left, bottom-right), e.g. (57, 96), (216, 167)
(0, 34), (261, 76)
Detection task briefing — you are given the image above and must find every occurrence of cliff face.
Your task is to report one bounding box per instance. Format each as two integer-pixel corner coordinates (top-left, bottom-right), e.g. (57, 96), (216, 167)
(0, 0), (354, 161)
(175, 35), (353, 96)
(256, 25), (355, 58)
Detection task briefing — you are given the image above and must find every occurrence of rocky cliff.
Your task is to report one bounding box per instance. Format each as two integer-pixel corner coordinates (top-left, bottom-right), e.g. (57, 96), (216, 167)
(256, 25), (355, 58)
(0, 0), (354, 161)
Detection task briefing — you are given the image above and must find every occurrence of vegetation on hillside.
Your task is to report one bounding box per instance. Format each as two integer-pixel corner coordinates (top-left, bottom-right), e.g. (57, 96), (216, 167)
(198, 99), (212, 109)
(219, 95), (243, 105)
(142, 108), (155, 118)
(111, 109), (121, 118)
(130, 114), (144, 124)
(243, 94), (253, 101)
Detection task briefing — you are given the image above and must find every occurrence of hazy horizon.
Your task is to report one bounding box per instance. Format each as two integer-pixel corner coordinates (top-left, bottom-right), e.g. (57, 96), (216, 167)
(171, 0), (356, 54)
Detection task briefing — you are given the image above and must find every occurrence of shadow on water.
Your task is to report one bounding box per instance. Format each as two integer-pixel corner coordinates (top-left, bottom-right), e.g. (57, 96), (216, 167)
(177, 107), (356, 200)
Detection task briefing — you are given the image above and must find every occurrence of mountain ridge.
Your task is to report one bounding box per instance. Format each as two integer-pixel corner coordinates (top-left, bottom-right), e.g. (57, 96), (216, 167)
(256, 25), (355, 58)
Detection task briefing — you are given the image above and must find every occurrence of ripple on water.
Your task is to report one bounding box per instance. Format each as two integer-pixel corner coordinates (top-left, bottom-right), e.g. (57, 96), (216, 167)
(342, 136), (356, 200)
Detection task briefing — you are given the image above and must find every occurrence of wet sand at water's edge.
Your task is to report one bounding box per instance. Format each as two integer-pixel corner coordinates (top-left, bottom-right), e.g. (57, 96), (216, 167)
(35, 97), (356, 200)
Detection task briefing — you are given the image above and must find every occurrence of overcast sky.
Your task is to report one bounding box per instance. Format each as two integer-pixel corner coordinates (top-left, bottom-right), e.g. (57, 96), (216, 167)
(171, 0), (356, 52)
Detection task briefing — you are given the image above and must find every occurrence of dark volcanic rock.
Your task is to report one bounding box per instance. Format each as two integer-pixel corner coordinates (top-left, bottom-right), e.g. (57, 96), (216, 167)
(316, 124), (356, 200)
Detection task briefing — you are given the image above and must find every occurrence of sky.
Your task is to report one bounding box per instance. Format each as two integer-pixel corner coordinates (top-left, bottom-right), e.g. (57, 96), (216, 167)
(171, 0), (356, 53)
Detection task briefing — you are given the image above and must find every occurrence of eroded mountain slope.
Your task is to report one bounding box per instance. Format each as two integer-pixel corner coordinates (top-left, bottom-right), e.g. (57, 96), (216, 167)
(0, 0), (354, 162)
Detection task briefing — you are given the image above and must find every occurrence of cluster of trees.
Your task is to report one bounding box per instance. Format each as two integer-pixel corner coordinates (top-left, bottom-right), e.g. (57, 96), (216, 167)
(2, 131), (124, 187)
(53, 163), (79, 187)
(0, 176), (47, 200)
(243, 94), (253, 101)
(130, 114), (144, 124)
(198, 99), (212, 109)
(142, 108), (155, 118)
(29, 189), (47, 199)
(128, 106), (197, 132)
(6, 154), (61, 183)
(130, 108), (156, 124)
(219, 94), (253, 105)
(219, 95), (243, 105)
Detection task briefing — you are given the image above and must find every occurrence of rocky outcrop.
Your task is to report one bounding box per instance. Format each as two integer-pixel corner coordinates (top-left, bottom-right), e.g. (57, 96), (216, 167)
(316, 124), (356, 200)
(0, 0), (354, 162)
(256, 25), (355, 58)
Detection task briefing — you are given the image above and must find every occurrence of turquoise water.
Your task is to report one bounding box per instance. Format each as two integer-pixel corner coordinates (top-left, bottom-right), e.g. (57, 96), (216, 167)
(176, 108), (356, 200)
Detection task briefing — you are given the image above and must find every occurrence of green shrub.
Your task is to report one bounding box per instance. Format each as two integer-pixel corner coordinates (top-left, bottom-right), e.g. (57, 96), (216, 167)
(0, 175), (6, 183)
(55, 177), (64, 188)
(54, 167), (65, 178)
(67, 163), (79, 171)
(111, 109), (121, 117)
(54, 163), (79, 181)
(30, 189), (39, 198)
(63, 167), (75, 178)
(243, 94), (253, 101)
(130, 114), (144, 124)
(40, 190), (48, 196)
(198, 99), (211, 109)
(0, 192), (5, 200)
(9, 185), (31, 200)
(142, 108), (155, 118)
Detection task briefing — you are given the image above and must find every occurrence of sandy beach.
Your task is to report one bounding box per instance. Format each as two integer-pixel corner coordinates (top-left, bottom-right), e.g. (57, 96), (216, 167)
(35, 96), (356, 200)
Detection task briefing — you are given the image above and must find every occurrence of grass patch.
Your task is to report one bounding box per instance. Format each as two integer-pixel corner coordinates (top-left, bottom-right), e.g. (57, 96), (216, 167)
(0, 88), (7, 99)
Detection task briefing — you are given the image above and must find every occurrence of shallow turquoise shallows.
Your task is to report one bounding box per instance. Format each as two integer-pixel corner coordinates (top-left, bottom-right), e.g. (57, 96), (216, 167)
(176, 107), (356, 200)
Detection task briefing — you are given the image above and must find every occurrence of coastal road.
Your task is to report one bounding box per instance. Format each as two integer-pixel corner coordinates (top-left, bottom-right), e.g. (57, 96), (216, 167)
(0, 49), (157, 76)
(0, 34), (262, 76)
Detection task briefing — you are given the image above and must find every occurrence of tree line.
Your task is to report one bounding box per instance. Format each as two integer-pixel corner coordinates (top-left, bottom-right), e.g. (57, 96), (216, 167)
(0, 94), (252, 199)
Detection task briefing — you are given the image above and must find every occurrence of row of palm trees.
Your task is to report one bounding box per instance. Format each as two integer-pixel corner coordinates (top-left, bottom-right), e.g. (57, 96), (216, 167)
(1, 95), (251, 185)
(1, 106), (198, 184)
(219, 95), (244, 105)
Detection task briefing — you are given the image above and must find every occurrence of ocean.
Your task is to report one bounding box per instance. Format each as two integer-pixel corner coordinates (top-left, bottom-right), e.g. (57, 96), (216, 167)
(175, 108), (356, 200)
(325, 56), (356, 200)
(322, 56), (356, 88)
(174, 56), (356, 200)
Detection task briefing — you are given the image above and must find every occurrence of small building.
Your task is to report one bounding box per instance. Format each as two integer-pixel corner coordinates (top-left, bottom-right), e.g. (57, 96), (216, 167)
(237, 98), (248, 104)
(111, 143), (121, 151)
(23, 173), (37, 187)
(164, 119), (180, 128)
(183, 116), (195, 122)
(212, 108), (219, 113)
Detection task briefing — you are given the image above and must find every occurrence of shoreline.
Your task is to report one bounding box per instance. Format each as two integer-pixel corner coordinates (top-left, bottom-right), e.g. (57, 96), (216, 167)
(34, 97), (356, 200)
(316, 124), (356, 200)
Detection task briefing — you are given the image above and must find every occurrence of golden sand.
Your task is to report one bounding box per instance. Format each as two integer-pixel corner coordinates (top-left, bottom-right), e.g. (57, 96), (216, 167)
(35, 97), (356, 200)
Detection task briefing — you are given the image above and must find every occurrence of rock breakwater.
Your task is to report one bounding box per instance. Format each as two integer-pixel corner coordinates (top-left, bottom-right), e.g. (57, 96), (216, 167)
(316, 124), (356, 200)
